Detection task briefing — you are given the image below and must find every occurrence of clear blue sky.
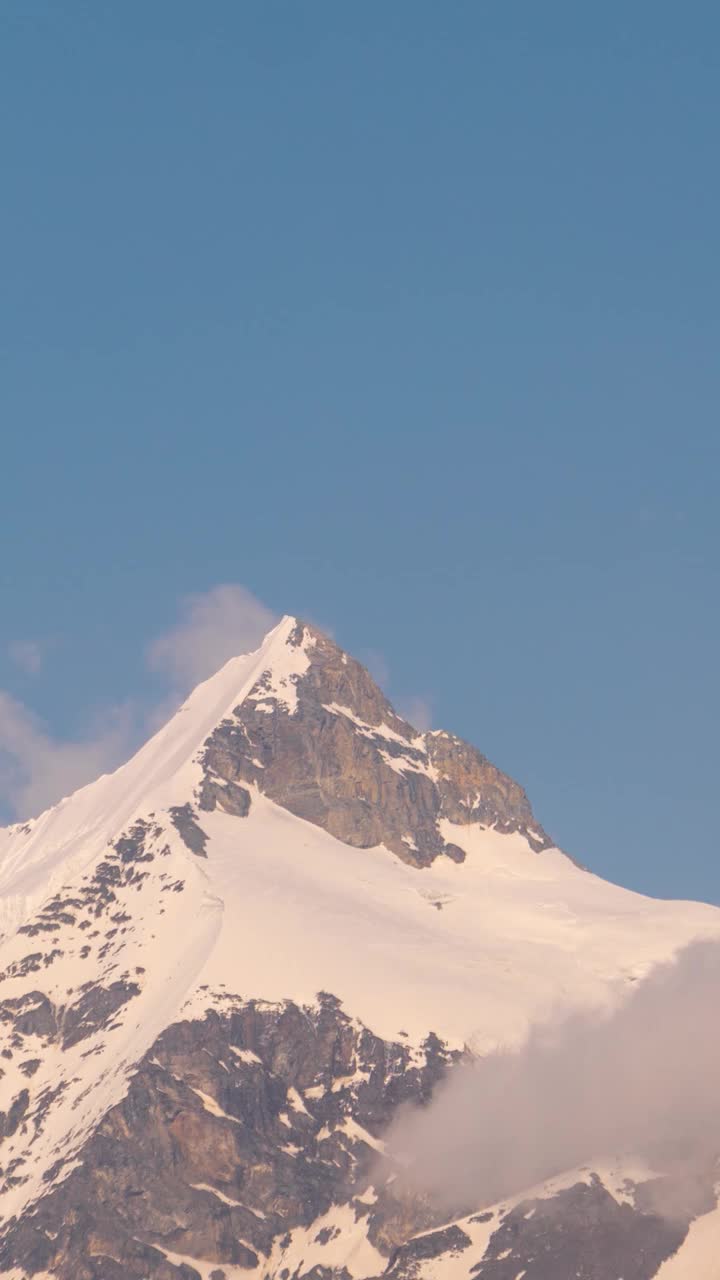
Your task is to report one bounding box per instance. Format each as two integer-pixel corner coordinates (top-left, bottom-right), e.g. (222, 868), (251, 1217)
(2, 3), (718, 901)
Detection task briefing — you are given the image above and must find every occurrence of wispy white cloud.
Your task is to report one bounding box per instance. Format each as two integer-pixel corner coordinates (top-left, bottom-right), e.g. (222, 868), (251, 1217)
(0, 691), (135, 822)
(8, 639), (46, 676)
(146, 584), (278, 692)
(358, 648), (390, 690)
(358, 650), (433, 731)
(395, 694), (433, 732)
(0, 583), (279, 823)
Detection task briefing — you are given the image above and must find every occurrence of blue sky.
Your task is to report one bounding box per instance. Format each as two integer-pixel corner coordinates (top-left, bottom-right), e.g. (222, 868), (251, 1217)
(1, 3), (718, 901)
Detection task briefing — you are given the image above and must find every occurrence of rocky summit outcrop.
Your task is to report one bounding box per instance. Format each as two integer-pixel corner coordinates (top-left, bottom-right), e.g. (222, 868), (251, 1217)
(197, 621), (551, 867)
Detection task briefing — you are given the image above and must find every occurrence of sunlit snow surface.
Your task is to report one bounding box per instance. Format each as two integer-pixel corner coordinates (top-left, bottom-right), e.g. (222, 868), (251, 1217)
(654, 1196), (720, 1277)
(1, 616), (719, 1276)
(178, 798), (720, 1051)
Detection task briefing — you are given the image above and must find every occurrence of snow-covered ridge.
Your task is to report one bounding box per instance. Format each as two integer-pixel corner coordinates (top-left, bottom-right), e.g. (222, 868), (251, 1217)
(0, 615), (306, 935)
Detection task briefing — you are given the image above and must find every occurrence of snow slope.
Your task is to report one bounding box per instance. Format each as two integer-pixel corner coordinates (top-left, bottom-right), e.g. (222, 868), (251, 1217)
(0, 618), (312, 936)
(180, 795), (720, 1051)
(655, 1197), (720, 1278)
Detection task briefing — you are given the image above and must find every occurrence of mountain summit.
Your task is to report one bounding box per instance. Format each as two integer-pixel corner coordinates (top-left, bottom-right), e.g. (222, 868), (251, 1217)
(196, 616), (552, 863)
(0, 618), (718, 1280)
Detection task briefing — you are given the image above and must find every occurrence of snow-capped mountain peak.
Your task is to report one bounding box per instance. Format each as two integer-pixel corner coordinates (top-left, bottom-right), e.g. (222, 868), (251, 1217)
(1, 617), (719, 1279)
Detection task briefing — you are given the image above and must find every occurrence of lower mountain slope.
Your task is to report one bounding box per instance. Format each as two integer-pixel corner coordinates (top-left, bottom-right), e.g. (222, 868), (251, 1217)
(0, 617), (718, 1279)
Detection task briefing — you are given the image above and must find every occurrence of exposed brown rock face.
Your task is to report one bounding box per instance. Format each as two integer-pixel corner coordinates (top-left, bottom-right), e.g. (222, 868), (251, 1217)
(382, 1178), (694, 1280)
(460, 1179), (689, 1280)
(0, 996), (456, 1280)
(199, 622), (551, 867)
(0, 992), (705, 1280)
(169, 805), (210, 858)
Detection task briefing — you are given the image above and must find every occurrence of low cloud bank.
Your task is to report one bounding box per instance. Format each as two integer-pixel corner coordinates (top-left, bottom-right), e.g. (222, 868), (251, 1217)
(387, 940), (720, 1212)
